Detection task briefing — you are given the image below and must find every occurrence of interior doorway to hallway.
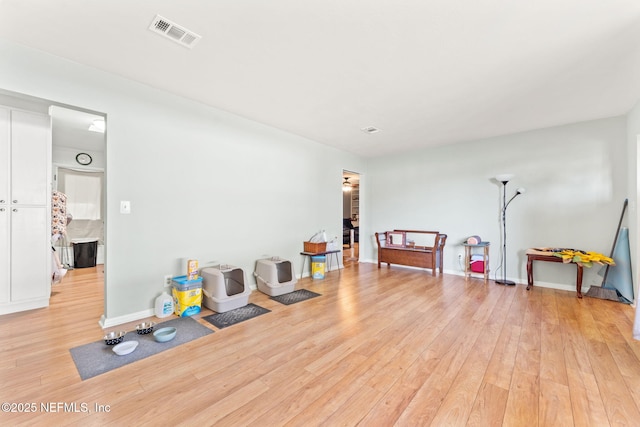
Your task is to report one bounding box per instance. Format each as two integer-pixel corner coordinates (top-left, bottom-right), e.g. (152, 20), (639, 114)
(0, 89), (107, 320)
(342, 170), (360, 267)
(50, 105), (106, 304)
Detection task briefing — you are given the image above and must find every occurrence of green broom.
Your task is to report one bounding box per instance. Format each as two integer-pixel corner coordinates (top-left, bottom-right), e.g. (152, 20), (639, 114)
(585, 199), (627, 301)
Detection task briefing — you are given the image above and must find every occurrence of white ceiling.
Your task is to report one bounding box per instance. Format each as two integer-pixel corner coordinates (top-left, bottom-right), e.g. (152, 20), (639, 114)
(50, 106), (105, 153)
(2, 1), (640, 157)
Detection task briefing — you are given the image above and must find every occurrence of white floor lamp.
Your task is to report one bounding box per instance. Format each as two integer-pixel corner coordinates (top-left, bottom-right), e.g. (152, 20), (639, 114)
(495, 174), (525, 286)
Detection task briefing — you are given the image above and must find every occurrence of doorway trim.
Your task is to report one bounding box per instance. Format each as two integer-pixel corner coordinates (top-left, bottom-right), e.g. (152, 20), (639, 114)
(0, 88), (108, 320)
(343, 169), (361, 265)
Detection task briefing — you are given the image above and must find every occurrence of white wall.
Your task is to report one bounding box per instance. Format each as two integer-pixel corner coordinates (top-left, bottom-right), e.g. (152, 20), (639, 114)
(366, 116), (628, 291)
(627, 99), (640, 301)
(1, 38), (636, 323)
(0, 40), (365, 324)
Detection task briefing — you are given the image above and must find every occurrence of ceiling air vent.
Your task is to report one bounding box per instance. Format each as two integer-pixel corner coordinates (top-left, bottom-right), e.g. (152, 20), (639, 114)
(148, 15), (202, 49)
(361, 126), (381, 134)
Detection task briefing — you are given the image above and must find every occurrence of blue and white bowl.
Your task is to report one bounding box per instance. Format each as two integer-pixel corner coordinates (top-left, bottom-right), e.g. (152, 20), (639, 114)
(135, 321), (155, 335)
(103, 331), (126, 345)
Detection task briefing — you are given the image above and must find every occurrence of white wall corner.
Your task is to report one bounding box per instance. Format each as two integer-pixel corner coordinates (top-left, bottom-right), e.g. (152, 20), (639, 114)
(99, 308), (154, 329)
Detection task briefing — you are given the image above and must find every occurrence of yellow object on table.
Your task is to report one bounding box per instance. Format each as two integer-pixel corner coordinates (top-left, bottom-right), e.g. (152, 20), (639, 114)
(532, 248), (614, 268)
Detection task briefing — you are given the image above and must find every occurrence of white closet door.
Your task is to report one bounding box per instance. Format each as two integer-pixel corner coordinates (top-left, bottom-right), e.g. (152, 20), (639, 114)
(0, 205), (8, 304)
(10, 206), (49, 302)
(0, 108), (8, 207)
(0, 106), (51, 313)
(11, 110), (50, 206)
(0, 108), (9, 304)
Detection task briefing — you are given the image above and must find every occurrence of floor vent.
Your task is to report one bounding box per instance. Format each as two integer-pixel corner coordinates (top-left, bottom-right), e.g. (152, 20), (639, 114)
(148, 15), (201, 49)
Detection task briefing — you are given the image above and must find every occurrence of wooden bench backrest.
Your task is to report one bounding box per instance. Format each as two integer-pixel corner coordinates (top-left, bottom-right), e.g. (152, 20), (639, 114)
(375, 230), (447, 250)
(395, 230), (438, 248)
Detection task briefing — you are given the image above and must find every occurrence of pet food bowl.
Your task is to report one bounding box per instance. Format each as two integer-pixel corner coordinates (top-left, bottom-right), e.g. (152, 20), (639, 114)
(135, 321), (156, 335)
(153, 327), (177, 343)
(112, 340), (138, 356)
(103, 331), (126, 345)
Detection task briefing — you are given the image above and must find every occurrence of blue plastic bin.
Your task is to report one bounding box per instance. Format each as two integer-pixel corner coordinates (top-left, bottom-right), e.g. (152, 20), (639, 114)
(311, 255), (326, 279)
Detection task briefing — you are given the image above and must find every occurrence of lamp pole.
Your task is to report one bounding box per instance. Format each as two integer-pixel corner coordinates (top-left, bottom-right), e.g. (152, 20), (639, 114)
(496, 179), (514, 285)
(494, 174), (525, 286)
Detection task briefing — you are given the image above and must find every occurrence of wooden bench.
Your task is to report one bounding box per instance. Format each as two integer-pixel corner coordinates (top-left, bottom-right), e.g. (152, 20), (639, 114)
(374, 230), (447, 276)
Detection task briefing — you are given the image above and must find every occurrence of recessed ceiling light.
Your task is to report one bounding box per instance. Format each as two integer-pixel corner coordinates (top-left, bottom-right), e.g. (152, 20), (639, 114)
(88, 118), (105, 133)
(361, 126), (381, 134)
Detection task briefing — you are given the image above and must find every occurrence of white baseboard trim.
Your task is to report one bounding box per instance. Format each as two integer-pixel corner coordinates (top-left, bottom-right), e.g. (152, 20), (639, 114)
(362, 261), (579, 293)
(0, 298), (50, 315)
(341, 261), (582, 293)
(526, 280), (577, 293)
(444, 269), (578, 292)
(99, 308), (154, 329)
(97, 261), (588, 329)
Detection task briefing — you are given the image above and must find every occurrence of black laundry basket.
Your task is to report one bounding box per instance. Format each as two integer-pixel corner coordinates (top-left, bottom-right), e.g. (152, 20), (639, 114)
(72, 239), (98, 268)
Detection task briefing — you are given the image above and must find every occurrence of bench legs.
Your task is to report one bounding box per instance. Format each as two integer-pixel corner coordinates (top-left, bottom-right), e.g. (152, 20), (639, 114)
(376, 258), (440, 276)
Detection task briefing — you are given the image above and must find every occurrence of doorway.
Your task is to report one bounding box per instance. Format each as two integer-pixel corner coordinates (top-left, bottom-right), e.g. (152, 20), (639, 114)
(342, 170), (360, 267)
(0, 89), (107, 315)
(50, 105), (106, 300)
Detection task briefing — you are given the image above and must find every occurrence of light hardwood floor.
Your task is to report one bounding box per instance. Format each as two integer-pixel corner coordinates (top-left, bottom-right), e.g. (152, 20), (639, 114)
(2, 263), (640, 426)
(343, 242), (359, 268)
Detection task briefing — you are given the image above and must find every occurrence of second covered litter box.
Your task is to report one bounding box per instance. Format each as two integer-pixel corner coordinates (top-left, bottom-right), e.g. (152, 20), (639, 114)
(254, 257), (297, 296)
(200, 265), (251, 313)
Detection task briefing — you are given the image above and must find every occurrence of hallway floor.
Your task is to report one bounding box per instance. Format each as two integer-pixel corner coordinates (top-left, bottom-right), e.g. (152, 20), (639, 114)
(343, 242), (358, 268)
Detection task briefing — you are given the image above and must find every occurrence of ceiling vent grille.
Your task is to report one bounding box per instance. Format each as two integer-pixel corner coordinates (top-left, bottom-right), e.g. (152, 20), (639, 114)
(149, 15), (201, 48)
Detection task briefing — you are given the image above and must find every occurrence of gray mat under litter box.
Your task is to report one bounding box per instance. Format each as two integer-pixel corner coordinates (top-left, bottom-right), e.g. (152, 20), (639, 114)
(271, 289), (322, 305)
(202, 303), (271, 329)
(70, 317), (214, 380)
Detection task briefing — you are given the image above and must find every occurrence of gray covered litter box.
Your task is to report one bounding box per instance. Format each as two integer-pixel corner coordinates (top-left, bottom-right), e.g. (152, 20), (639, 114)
(200, 265), (251, 313)
(254, 257), (297, 296)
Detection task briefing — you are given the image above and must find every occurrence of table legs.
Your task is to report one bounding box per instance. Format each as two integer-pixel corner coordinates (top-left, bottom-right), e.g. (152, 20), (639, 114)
(526, 257), (533, 290)
(576, 265), (583, 298)
(300, 251), (341, 278)
(526, 254), (583, 298)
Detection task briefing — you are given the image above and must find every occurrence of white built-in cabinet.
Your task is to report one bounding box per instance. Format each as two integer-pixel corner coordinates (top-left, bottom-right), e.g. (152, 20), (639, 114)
(0, 106), (52, 314)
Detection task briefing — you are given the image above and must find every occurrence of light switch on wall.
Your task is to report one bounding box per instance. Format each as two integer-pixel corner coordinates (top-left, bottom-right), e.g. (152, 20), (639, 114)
(120, 200), (131, 214)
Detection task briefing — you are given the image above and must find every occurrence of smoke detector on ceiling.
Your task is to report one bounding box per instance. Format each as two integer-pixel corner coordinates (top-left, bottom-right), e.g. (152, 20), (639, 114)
(361, 126), (381, 134)
(148, 15), (202, 48)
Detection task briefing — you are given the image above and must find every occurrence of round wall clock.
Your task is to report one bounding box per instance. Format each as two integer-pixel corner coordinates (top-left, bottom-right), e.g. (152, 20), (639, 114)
(75, 152), (92, 166)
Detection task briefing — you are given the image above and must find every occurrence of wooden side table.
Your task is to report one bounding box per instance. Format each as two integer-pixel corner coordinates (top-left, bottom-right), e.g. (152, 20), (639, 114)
(463, 242), (490, 282)
(526, 249), (584, 298)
